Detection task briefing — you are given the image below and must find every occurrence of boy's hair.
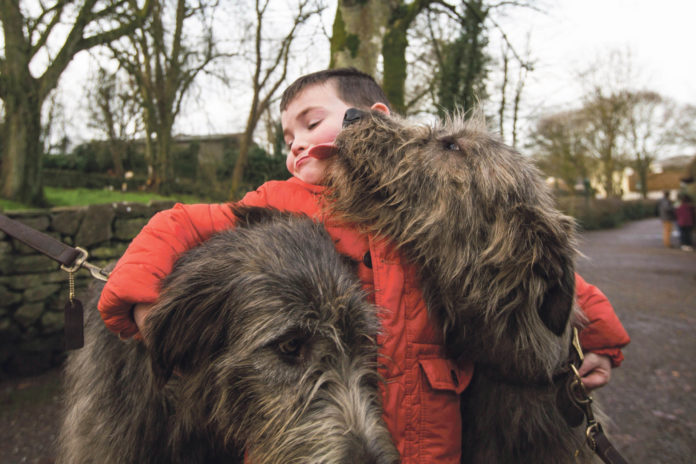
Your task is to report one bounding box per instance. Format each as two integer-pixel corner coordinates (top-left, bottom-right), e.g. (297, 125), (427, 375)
(280, 67), (391, 112)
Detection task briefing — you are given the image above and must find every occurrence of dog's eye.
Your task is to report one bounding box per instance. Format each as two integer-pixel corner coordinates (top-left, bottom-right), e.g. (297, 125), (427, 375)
(277, 338), (303, 357)
(442, 138), (459, 151)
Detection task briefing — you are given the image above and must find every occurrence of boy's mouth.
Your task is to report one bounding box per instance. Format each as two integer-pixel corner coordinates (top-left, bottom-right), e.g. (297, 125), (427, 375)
(308, 143), (337, 160)
(295, 155), (310, 169)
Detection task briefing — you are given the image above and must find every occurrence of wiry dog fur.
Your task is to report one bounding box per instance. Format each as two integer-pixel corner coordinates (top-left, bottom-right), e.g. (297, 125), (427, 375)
(323, 109), (594, 463)
(58, 207), (399, 464)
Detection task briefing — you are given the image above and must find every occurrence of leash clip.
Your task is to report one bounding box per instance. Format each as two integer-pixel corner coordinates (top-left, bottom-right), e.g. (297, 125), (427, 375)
(60, 247), (110, 282)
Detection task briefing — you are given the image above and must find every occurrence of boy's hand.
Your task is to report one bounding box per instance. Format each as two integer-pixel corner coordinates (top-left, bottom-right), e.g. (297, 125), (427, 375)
(578, 352), (612, 390)
(133, 303), (154, 342)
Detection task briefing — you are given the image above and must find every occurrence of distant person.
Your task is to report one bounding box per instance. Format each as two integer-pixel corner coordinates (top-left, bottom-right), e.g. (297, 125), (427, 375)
(675, 193), (694, 252)
(657, 190), (675, 248)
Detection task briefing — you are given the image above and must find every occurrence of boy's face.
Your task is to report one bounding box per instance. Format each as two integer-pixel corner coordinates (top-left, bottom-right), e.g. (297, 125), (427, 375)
(281, 82), (353, 185)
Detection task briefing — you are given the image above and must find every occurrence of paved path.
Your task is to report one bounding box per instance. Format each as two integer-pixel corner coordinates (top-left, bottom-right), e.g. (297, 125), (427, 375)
(0, 217), (694, 463)
(576, 218), (696, 463)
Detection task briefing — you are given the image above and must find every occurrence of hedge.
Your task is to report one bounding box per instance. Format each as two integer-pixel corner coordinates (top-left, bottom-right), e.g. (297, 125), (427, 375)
(556, 197), (657, 231)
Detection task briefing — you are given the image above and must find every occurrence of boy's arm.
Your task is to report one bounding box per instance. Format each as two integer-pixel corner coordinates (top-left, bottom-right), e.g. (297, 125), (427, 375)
(575, 273), (630, 367)
(98, 203), (237, 338)
(98, 188), (273, 338)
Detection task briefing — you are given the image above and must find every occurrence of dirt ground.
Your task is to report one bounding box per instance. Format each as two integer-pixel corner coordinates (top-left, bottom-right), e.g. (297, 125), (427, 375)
(0, 217), (694, 463)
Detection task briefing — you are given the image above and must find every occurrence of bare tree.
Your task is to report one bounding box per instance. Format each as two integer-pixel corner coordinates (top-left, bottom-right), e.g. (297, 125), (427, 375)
(496, 35), (532, 148)
(509, 54), (529, 149)
(672, 104), (696, 148)
(574, 50), (645, 197)
(85, 66), (143, 178)
(228, 0), (324, 200)
(41, 89), (69, 155)
(531, 109), (592, 197)
(498, 44), (508, 138)
(580, 90), (632, 198)
(0, 0), (151, 205)
(623, 91), (680, 198)
(109, 0), (223, 193)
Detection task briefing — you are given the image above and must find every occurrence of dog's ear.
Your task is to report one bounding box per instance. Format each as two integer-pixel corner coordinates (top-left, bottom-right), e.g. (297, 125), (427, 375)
(144, 273), (230, 388)
(535, 262), (575, 336)
(502, 205), (576, 336)
(533, 213), (577, 336)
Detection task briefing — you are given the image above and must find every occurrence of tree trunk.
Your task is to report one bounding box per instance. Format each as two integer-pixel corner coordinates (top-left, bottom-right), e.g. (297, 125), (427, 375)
(108, 141), (126, 179)
(381, 19), (410, 113)
(498, 50), (509, 138)
(382, 1), (433, 113)
(639, 169), (648, 199)
(330, 0), (391, 74)
(229, 110), (258, 200)
(1, 87), (45, 205)
(635, 156), (650, 199)
(511, 69), (526, 149)
(330, 1), (431, 113)
(154, 128), (173, 194)
(143, 137), (154, 188)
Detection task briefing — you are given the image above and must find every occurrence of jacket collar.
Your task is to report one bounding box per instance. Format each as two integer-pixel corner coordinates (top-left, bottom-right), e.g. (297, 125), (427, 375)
(288, 176), (326, 194)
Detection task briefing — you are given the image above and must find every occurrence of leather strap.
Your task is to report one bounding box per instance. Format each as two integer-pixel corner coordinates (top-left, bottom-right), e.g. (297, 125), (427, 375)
(0, 213), (81, 267)
(590, 426), (630, 464)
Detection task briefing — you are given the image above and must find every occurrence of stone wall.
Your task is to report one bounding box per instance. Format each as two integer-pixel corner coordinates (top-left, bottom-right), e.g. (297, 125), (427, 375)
(0, 201), (176, 378)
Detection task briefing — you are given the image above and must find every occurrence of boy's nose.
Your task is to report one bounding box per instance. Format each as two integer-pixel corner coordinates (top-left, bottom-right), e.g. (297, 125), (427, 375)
(291, 139), (306, 156)
(343, 108), (365, 127)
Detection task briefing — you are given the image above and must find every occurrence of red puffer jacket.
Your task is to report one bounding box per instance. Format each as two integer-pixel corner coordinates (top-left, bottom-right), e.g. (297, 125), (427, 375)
(98, 177), (630, 463)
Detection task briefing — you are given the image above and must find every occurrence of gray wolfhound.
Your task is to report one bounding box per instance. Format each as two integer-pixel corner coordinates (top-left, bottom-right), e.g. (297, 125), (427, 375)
(316, 108), (595, 463)
(58, 207), (399, 464)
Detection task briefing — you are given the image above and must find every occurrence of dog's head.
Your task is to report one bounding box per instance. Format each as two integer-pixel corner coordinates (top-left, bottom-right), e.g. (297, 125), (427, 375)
(144, 206), (398, 462)
(325, 109), (567, 252)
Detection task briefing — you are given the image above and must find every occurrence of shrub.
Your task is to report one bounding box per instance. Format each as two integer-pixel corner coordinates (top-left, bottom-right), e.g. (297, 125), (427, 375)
(172, 142), (199, 180)
(556, 196), (658, 231)
(217, 145), (288, 196)
(44, 141), (145, 175)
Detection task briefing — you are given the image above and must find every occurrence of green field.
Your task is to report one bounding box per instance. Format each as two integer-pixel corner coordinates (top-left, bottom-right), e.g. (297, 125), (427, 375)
(0, 187), (203, 211)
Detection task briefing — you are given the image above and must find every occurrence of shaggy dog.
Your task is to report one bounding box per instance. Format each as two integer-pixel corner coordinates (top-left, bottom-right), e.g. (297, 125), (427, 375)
(58, 207), (399, 464)
(315, 108), (593, 463)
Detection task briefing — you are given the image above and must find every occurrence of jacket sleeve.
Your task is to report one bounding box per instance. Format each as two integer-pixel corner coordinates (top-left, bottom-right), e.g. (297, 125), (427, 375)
(575, 273), (630, 367)
(98, 188), (272, 338)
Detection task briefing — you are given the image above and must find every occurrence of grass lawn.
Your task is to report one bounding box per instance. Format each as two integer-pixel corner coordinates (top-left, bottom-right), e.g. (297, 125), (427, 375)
(0, 187), (204, 211)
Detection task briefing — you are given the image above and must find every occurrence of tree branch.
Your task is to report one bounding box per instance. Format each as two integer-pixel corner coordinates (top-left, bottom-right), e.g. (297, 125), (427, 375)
(38, 0), (152, 101)
(29, 0), (69, 59)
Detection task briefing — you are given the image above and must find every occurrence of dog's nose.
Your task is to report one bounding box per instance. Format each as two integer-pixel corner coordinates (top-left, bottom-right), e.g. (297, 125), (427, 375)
(343, 108), (365, 128)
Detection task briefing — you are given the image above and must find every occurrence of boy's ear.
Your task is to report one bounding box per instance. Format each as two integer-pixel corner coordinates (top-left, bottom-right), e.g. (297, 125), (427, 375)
(371, 102), (390, 115)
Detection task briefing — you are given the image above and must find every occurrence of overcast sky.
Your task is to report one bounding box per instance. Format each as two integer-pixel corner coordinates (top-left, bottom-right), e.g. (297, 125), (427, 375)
(501, 0), (696, 110)
(60, 0), (695, 146)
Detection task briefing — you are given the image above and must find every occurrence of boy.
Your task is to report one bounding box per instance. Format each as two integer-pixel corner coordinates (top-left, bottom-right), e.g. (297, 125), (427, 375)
(99, 68), (629, 463)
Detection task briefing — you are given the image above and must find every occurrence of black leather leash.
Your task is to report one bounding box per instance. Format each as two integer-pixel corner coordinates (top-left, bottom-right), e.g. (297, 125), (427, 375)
(0, 213), (110, 349)
(559, 328), (630, 464)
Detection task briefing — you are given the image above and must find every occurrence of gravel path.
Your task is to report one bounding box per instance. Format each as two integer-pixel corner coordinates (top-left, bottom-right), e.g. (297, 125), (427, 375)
(1, 217), (694, 463)
(575, 217), (696, 464)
